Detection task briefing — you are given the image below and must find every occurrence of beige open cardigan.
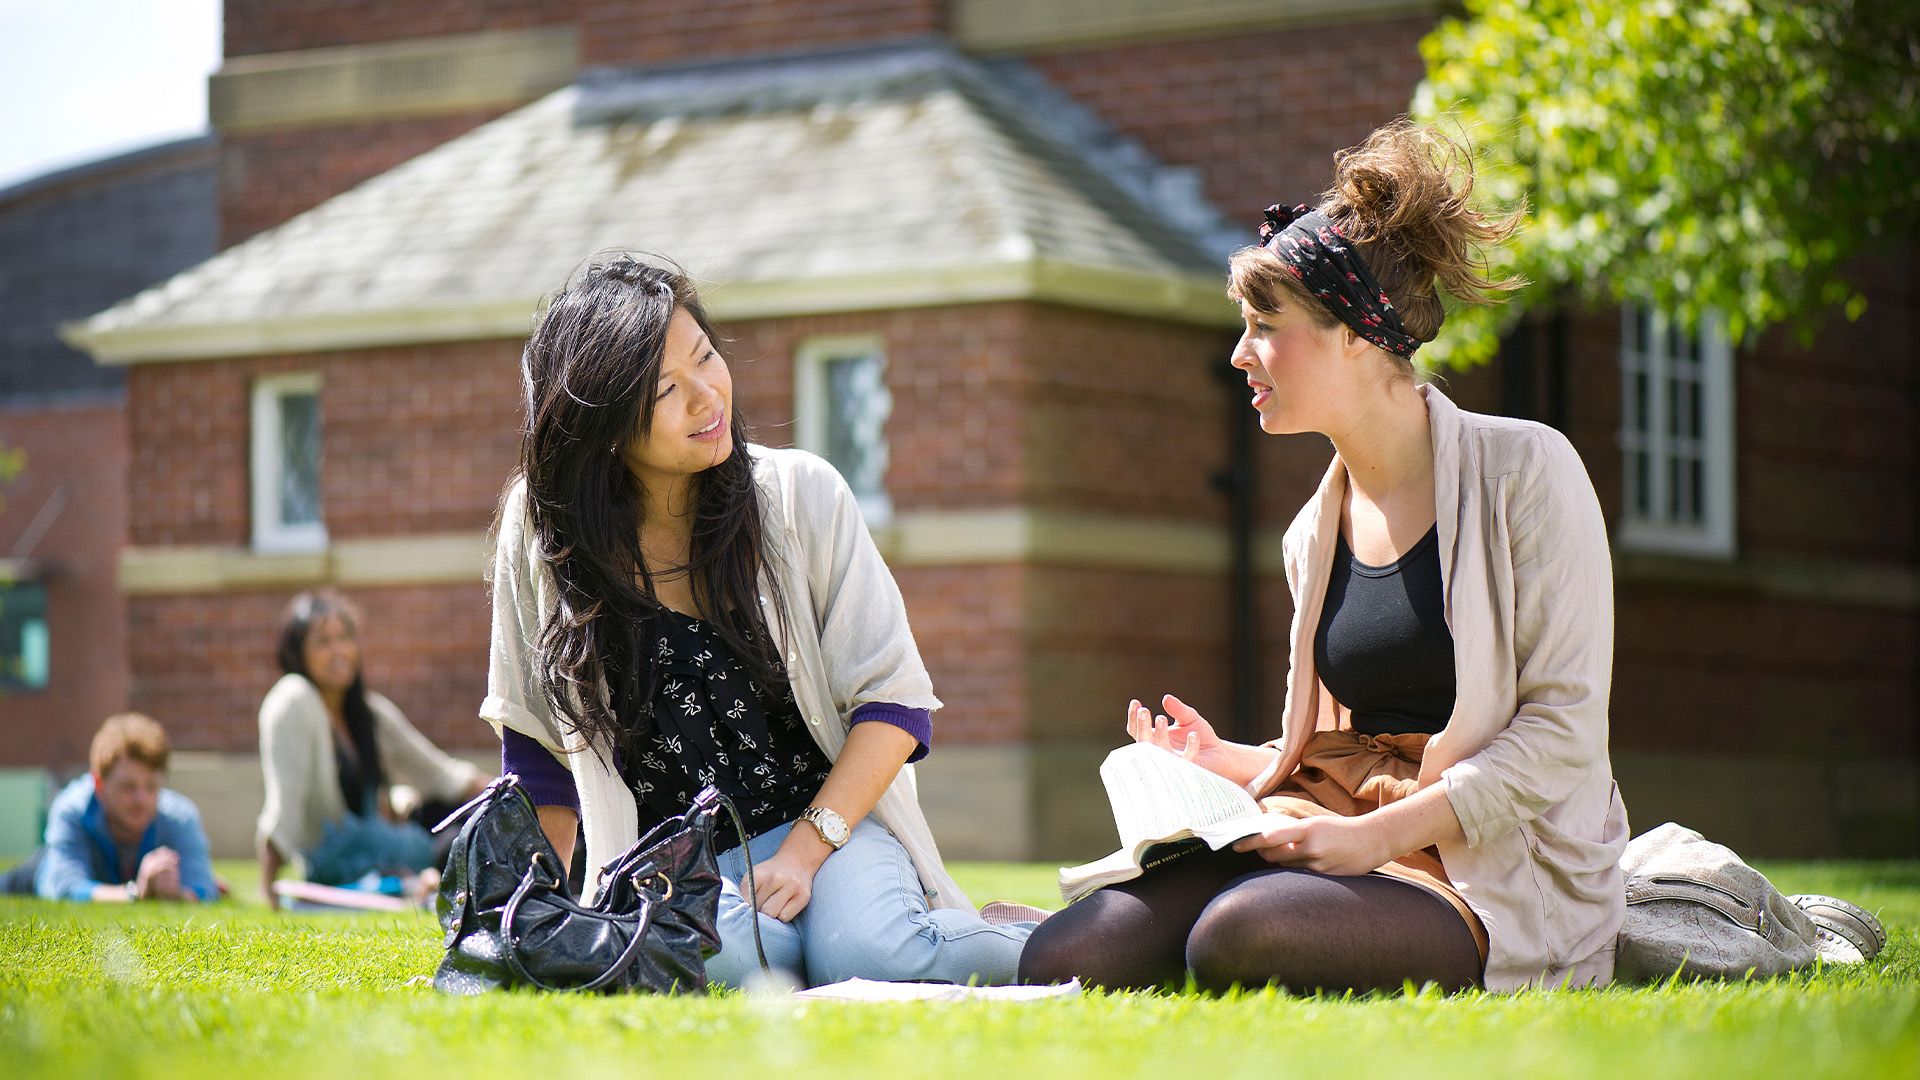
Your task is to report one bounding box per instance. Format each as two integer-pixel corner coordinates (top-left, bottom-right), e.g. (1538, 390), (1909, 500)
(1248, 386), (1629, 991)
(481, 446), (970, 911)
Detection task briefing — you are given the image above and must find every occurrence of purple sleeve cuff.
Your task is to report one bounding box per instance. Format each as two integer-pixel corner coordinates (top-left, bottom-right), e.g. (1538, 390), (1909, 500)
(849, 703), (932, 763)
(501, 727), (580, 812)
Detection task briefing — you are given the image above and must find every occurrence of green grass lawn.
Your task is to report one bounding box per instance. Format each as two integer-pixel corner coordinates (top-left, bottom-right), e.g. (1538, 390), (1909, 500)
(3, 859), (1916, 1080)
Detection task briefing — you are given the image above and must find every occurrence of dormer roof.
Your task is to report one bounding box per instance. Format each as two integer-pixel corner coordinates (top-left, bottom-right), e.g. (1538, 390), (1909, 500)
(70, 43), (1242, 364)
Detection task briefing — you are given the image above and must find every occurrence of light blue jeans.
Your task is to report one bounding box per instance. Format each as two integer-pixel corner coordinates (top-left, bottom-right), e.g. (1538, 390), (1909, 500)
(303, 813), (435, 885)
(705, 818), (1033, 989)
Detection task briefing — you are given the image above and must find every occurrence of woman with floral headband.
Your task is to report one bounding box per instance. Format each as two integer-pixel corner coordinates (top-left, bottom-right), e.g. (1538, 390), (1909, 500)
(1019, 121), (1629, 994)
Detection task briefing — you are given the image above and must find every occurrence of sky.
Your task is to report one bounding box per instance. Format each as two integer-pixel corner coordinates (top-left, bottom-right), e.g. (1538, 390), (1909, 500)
(0, 0), (222, 193)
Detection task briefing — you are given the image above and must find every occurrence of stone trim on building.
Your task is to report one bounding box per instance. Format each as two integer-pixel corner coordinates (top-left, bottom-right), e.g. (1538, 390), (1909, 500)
(118, 511), (1235, 595)
(67, 298), (540, 365)
(210, 26), (579, 134)
(954, 0), (1442, 53)
(119, 516), (1920, 611)
(876, 509), (1229, 571)
(1614, 551), (1920, 612)
(69, 258), (1238, 365)
(120, 533), (490, 594)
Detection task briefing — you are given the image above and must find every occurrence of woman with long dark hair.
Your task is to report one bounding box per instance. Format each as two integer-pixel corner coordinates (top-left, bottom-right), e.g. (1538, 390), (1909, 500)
(1020, 121), (1629, 994)
(256, 589), (489, 908)
(484, 255), (1032, 988)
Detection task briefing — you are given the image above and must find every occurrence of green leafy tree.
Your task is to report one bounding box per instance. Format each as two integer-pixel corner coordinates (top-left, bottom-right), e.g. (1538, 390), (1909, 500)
(1411, 0), (1920, 367)
(0, 444), (22, 522)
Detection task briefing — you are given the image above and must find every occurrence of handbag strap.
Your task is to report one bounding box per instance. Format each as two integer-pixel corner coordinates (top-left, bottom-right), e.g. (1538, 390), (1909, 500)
(501, 850), (655, 994)
(714, 793), (771, 979)
(433, 773), (515, 834)
(437, 775), (521, 939)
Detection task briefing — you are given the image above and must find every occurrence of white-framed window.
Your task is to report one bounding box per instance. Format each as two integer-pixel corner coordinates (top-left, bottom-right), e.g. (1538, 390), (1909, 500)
(1616, 305), (1735, 557)
(794, 334), (892, 524)
(250, 373), (328, 553)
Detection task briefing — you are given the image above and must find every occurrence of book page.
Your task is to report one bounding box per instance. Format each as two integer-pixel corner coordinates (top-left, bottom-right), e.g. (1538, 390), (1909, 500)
(1100, 743), (1262, 849)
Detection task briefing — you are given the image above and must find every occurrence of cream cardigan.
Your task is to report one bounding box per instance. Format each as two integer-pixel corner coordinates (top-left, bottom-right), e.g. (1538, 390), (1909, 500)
(481, 446), (970, 911)
(1249, 386), (1629, 991)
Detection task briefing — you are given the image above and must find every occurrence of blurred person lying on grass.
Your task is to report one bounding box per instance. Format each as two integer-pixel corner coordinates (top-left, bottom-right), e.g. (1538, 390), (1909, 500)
(0, 713), (218, 902)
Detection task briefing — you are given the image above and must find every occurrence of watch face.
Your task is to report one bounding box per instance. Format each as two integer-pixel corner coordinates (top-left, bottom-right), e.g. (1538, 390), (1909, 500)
(809, 808), (849, 846)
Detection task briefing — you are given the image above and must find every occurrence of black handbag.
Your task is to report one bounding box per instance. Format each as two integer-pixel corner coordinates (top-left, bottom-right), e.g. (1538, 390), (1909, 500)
(431, 775), (766, 994)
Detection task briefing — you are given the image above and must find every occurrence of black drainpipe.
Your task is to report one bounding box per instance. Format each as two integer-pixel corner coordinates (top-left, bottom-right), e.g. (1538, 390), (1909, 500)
(1212, 353), (1259, 743)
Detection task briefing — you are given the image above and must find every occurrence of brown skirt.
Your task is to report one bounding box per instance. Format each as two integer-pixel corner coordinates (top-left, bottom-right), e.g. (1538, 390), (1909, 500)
(1262, 729), (1490, 963)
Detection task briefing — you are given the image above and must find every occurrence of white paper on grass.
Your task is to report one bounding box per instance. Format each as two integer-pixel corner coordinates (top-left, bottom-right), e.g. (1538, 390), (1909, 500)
(791, 978), (1081, 1002)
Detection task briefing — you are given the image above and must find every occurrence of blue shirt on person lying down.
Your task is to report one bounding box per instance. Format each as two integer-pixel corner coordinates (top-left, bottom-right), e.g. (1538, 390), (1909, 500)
(35, 774), (217, 901)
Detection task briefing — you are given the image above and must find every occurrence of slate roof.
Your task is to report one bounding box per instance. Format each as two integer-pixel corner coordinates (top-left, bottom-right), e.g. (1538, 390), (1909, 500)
(0, 135), (215, 395)
(71, 43), (1243, 363)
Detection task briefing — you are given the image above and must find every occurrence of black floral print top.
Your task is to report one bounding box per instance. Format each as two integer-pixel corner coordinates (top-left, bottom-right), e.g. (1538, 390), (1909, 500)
(621, 609), (832, 851)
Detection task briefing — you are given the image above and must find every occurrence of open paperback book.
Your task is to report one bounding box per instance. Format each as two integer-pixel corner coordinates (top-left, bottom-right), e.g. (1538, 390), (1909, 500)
(1058, 742), (1292, 903)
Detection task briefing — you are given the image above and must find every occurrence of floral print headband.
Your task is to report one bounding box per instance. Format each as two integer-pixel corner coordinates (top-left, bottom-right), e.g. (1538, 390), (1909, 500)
(1259, 204), (1420, 360)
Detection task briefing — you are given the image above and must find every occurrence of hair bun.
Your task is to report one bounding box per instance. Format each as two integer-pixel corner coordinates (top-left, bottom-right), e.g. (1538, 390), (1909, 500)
(1325, 120), (1523, 315)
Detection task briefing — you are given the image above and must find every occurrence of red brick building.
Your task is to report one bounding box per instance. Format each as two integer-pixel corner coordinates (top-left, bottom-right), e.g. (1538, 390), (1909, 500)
(68, 0), (1919, 858)
(0, 137), (216, 783)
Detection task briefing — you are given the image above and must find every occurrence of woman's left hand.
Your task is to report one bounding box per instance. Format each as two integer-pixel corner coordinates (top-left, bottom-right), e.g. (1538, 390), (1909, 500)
(743, 721), (913, 922)
(1236, 783), (1466, 876)
(1232, 814), (1392, 877)
(748, 834), (832, 922)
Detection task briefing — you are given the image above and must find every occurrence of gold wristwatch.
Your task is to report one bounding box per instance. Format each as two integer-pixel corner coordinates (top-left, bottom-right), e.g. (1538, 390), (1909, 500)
(798, 806), (850, 849)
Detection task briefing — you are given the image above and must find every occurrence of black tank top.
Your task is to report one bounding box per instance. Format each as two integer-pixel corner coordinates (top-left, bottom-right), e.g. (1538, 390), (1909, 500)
(1313, 525), (1456, 736)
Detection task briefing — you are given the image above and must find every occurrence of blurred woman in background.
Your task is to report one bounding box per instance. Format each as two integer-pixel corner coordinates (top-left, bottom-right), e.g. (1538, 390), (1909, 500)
(256, 589), (489, 908)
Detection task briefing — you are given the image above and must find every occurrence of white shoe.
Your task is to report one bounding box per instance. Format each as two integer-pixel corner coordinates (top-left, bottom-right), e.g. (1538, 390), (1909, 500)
(1787, 894), (1886, 963)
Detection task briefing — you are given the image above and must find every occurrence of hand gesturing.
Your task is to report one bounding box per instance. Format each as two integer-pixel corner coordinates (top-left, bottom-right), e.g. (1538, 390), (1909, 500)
(1125, 695), (1236, 779)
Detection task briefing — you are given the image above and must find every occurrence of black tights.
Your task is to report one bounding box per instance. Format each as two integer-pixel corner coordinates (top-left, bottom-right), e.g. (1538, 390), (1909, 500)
(1019, 846), (1482, 994)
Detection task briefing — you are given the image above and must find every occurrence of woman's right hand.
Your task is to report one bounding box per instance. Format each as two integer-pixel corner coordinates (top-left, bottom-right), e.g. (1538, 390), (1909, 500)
(258, 838), (284, 912)
(1127, 695), (1225, 765)
(1126, 694), (1276, 788)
